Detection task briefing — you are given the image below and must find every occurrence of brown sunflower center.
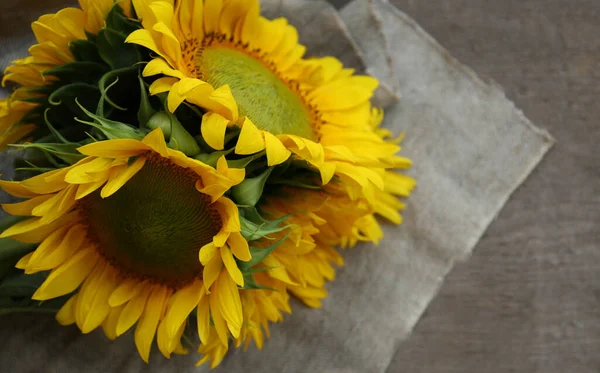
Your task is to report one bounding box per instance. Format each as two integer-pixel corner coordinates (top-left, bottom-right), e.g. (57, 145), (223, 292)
(192, 34), (317, 140)
(79, 154), (221, 287)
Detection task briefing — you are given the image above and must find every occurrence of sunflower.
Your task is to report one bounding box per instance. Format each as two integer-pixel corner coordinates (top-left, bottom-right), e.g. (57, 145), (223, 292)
(126, 0), (413, 208)
(0, 0), (134, 149)
(0, 128), (252, 362)
(0, 0), (416, 368)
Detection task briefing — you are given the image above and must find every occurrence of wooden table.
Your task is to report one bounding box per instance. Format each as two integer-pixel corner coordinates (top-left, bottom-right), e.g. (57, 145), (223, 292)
(331, 1), (599, 372)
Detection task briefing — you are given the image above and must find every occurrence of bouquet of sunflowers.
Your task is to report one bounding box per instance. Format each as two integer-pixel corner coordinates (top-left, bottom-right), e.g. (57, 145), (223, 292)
(0, 0), (414, 368)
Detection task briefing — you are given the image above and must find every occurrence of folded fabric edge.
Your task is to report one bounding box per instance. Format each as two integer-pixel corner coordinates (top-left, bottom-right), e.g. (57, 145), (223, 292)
(342, 0), (555, 263)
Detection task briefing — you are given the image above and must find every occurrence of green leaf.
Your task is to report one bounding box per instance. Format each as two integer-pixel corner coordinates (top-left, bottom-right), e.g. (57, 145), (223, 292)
(231, 168), (273, 207)
(239, 234), (289, 270)
(42, 61), (107, 83)
(105, 4), (141, 35)
(97, 27), (140, 69)
(0, 237), (36, 262)
(226, 151), (266, 169)
(158, 111), (201, 156)
(241, 207), (293, 231)
(0, 272), (46, 297)
(137, 75), (155, 127)
(194, 148), (234, 167)
(69, 39), (103, 63)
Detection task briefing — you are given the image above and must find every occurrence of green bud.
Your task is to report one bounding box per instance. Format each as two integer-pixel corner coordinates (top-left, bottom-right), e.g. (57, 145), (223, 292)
(231, 168), (273, 207)
(147, 112), (173, 138)
(167, 113), (201, 156)
(147, 111), (201, 157)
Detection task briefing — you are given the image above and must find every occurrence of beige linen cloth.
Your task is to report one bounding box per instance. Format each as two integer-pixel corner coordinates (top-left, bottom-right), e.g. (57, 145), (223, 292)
(0, 0), (554, 372)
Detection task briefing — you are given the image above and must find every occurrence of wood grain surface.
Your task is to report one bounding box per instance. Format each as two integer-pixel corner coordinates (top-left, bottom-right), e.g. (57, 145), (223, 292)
(360, 1), (599, 372)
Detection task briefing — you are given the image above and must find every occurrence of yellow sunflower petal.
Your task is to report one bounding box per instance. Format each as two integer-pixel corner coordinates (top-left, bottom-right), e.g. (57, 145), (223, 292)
(56, 293), (77, 326)
(209, 289), (229, 346)
(100, 156), (146, 198)
(108, 278), (140, 307)
(125, 29), (168, 61)
(15, 252), (33, 270)
(77, 139), (150, 158)
(203, 255), (222, 291)
(75, 179), (105, 200)
(164, 279), (203, 338)
(201, 112), (229, 150)
(203, 0), (224, 34)
(2, 194), (53, 216)
(196, 292), (210, 345)
(144, 58), (186, 79)
(75, 262), (118, 334)
(227, 231), (251, 262)
(102, 304), (125, 341)
(142, 127), (169, 157)
(199, 242), (218, 266)
(26, 224), (85, 272)
(235, 118), (265, 155)
(116, 284), (152, 336)
(32, 247), (98, 301)
(149, 76), (179, 95)
(215, 270), (242, 338)
(214, 197), (240, 233)
(135, 286), (169, 363)
(264, 132), (291, 166)
(0, 180), (39, 198)
(220, 245), (244, 287)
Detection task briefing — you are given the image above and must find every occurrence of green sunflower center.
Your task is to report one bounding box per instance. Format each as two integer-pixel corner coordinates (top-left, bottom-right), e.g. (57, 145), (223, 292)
(80, 154), (221, 287)
(197, 46), (316, 140)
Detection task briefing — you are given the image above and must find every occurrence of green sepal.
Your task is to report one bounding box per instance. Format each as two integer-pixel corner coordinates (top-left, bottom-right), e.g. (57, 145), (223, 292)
(69, 39), (103, 64)
(75, 100), (145, 140)
(137, 75), (155, 127)
(98, 66), (139, 113)
(267, 159), (323, 191)
(231, 168), (273, 207)
(240, 272), (276, 291)
(105, 4), (141, 35)
(147, 111), (201, 156)
(226, 151), (266, 169)
(241, 207), (292, 230)
(41, 109), (71, 144)
(97, 27), (140, 69)
(239, 215), (290, 242)
(238, 234), (289, 271)
(48, 83), (101, 119)
(42, 61), (107, 84)
(168, 115), (202, 156)
(10, 143), (84, 165)
(147, 111), (172, 137)
(194, 148), (234, 167)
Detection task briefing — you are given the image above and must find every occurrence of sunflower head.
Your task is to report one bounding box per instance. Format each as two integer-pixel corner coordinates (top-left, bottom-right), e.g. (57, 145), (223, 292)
(0, 0), (416, 368)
